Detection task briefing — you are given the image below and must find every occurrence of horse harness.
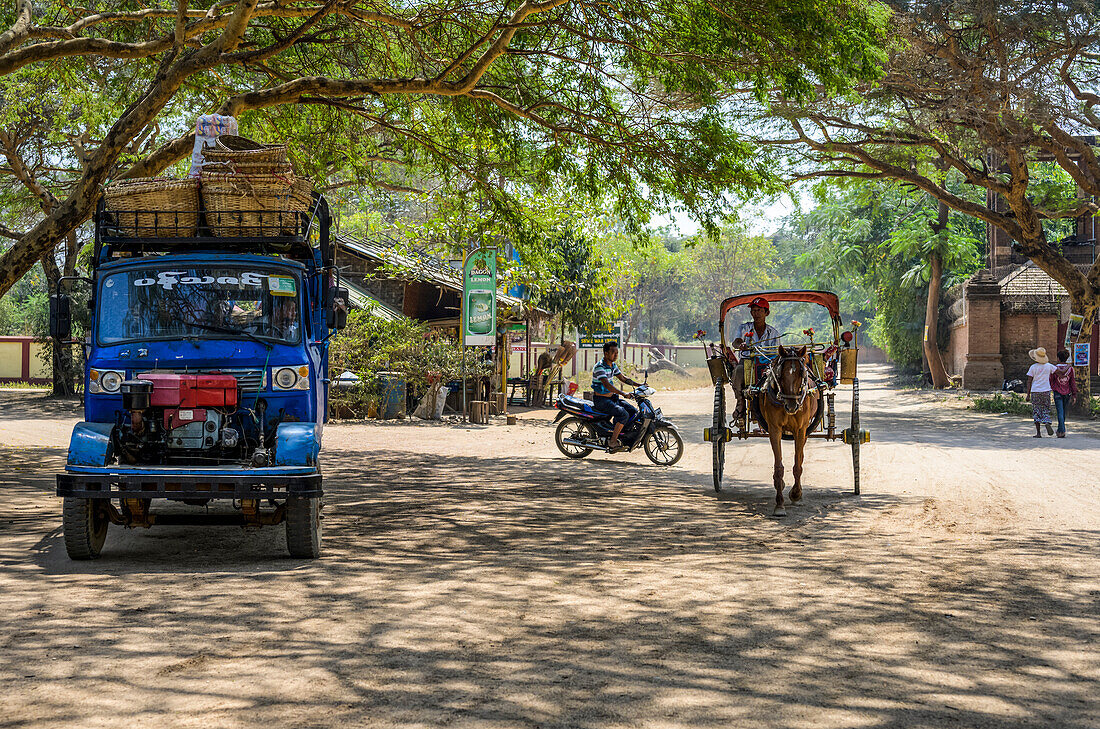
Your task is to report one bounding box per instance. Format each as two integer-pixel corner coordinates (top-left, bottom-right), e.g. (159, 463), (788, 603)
(762, 351), (819, 414)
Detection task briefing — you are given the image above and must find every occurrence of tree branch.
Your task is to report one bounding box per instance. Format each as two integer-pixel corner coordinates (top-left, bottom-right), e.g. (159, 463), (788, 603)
(0, 223), (25, 241)
(0, 0), (34, 57)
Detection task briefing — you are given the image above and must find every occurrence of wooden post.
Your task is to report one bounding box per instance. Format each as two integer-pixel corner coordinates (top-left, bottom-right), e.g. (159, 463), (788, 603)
(470, 400), (490, 424)
(500, 327), (508, 414)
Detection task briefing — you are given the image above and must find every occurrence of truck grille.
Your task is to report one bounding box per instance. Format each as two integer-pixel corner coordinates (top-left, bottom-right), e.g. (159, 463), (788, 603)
(136, 368), (265, 392)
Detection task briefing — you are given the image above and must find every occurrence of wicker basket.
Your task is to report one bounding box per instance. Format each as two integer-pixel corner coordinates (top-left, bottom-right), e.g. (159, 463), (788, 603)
(104, 178), (200, 238)
(202, 135), (288, 173)
(202, 160), (294, 176)
(200, 172), (297, 237)
(290, 177), (314, 212)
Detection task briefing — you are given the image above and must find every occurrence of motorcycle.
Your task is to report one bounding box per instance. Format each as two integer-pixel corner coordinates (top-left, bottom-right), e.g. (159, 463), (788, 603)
(552, 379), (684, 465)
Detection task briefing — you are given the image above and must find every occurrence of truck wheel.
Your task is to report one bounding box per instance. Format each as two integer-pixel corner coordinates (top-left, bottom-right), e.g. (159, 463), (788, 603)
(286, 496), (322, 558)
(63, 497), (108, 560)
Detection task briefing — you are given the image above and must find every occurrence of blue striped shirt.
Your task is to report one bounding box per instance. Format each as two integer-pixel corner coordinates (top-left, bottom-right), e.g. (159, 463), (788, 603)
(592, 359), (621, 395)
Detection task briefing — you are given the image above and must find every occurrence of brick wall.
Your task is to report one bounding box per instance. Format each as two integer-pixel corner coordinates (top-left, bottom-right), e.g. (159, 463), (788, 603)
(960, 273), (1005, 389)
(946, 315), (968, 376)
(1000, 312), (1060, 380)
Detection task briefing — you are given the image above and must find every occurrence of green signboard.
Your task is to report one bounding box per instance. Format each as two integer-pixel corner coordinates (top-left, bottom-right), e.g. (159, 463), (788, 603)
(463, 248), (497, 346)
(578, 322), (622, 349)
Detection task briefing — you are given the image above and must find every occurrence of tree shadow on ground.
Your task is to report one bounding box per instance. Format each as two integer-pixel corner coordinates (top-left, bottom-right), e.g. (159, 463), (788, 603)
(3, 443), (1099, 728)
(0, 391), (82, 419)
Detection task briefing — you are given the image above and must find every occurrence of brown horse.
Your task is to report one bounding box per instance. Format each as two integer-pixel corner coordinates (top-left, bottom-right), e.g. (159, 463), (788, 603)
(759, 345), (820, 516)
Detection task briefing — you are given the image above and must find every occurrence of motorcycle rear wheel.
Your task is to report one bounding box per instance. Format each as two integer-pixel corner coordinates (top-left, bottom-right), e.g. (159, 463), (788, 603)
(555, 417), (596, 458)
(644, 426), (684, 466)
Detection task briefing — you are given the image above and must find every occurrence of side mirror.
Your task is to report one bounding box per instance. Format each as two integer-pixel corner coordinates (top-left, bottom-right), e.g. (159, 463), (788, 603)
(50, 293), (72, 340)
(330, 286), (348, 330)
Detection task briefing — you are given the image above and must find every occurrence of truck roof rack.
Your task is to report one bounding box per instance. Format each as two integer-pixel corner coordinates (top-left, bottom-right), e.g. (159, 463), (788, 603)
(94, 192), (333, 268)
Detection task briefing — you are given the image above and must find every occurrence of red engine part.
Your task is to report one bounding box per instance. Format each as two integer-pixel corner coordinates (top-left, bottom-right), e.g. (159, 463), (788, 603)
(137, 373), (238, 408)
(164, 408), (208, 430)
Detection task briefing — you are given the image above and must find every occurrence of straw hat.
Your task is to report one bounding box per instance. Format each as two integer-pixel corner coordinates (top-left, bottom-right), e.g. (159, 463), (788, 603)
(1029, 347), (1049, 364)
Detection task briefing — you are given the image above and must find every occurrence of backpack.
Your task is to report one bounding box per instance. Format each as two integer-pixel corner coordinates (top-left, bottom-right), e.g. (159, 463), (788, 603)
(1052, 364), (1073, 391)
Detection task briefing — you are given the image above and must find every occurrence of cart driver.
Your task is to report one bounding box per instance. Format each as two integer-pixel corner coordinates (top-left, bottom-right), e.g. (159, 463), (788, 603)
(592, 341), (642, 453)
(732, 296), (781, 418)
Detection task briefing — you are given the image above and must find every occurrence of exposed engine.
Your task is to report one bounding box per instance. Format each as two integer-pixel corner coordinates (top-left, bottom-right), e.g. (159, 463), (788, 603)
(113, 373), (260, 466)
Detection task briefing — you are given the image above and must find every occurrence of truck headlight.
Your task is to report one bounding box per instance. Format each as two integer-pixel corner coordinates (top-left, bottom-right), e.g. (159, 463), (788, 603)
(90, 368), (124, 394)
(272, 365), (309, 390)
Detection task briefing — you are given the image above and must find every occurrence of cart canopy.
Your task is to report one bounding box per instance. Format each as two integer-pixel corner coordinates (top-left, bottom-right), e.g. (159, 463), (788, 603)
(720, 290), (841, 323)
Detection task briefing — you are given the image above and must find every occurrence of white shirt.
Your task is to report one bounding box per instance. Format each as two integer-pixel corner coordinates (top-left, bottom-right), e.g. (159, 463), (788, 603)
(736, 320), (782, 346)
(1027, 362), (1056, 393)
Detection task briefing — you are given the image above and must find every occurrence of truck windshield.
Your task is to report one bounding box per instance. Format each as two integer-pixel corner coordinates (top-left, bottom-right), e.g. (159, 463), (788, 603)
(98, 266), (302, 345)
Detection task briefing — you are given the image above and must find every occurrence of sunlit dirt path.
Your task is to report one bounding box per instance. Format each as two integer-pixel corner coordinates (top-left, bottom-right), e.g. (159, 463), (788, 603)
(1, 365), (1098, 728)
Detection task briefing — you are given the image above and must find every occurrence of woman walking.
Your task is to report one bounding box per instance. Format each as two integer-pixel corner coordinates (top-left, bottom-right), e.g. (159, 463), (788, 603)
(1026, 347), (1057, 437)
(1051, 349), (1078, 438)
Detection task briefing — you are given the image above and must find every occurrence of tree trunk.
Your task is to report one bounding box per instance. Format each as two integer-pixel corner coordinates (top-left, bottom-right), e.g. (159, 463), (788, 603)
(924, 249), (950, 388)
(58, 230), (82, 396)
(38, 250), (73, 396)
(924, 195), (951, 389)
(1069, 297), (1097, 408)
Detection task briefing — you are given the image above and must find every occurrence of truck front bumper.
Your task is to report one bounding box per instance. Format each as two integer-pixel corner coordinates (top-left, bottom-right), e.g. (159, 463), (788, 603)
(57, 466), (322, 500)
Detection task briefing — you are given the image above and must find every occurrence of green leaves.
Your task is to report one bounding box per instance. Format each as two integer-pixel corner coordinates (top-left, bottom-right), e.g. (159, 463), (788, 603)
(532, 228), (623, 332)
(0, 0), (891, 300)
(778, 177), (983, 366)
(329, 311), (491, 414)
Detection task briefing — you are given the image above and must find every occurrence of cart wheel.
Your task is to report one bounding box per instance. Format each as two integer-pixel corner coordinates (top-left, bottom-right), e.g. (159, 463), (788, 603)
(712, 382), (726, 492)
(851, 377), (861, 495)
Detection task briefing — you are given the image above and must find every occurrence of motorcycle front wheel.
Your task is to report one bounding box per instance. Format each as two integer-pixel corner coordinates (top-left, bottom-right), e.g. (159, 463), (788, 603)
(555, 416), (596, 458)
(644, 426), (684, 466)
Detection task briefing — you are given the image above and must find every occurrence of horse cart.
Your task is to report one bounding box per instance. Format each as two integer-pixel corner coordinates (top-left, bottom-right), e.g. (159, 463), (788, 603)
(701, 290), (870, 511)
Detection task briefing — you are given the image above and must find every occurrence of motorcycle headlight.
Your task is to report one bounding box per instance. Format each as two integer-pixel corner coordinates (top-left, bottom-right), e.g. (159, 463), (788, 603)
(90, 368), (124, 394)
(272, 365), (310, 391)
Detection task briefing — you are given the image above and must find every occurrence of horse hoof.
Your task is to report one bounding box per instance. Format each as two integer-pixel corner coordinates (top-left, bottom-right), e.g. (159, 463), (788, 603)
(773, 507), (787, 517)
(790, 493), (802, 503)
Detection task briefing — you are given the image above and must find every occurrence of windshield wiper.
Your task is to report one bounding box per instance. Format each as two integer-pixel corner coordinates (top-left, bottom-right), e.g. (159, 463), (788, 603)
(177, 317), (274, 351)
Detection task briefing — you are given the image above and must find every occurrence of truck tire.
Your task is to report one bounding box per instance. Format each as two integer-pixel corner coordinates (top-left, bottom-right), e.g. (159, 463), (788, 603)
(286, 496), (322, 558)
(63, 497), (108, 560)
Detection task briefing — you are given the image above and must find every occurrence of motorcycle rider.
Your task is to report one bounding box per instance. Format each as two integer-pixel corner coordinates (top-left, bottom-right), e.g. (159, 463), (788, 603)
(592, 340), (642, 452)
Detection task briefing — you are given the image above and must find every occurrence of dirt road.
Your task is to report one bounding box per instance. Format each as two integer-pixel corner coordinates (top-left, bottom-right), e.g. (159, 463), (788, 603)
(1, 365), (1098, 728)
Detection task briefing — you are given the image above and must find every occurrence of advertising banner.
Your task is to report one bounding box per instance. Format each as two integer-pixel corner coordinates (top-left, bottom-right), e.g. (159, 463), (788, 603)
(1065, 313), (1085, 349)
(463, 248), (497, 346)
(578, 322), (622, 349)
(507, 324), (527, 353)
(1074, 342), (1090, 367)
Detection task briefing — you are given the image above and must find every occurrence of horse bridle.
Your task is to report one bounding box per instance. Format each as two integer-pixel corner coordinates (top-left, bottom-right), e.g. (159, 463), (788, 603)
(765, 352), (812, 414)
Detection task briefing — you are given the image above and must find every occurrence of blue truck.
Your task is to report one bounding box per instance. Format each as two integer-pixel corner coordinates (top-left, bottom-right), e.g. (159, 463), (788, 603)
(50, 192), (347, 559)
